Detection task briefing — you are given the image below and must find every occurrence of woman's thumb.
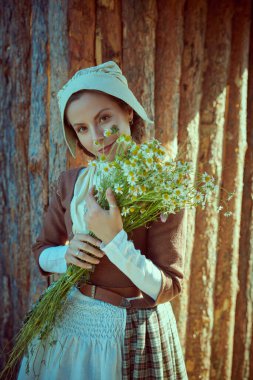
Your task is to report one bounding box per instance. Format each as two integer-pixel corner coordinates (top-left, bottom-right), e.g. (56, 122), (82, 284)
(106, 188), (118, 212)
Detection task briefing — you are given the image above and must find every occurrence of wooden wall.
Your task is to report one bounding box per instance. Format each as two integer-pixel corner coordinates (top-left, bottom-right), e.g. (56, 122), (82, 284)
(0, 0), (252, 379)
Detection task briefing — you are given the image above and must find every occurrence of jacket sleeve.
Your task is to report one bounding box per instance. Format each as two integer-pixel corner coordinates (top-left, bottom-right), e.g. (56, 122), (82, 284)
(32, 171), (68, 276)
(141, 207), (187, 306)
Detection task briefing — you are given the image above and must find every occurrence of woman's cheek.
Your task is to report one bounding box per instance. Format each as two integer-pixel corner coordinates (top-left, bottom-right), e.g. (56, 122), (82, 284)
(80, 135), (92, 149)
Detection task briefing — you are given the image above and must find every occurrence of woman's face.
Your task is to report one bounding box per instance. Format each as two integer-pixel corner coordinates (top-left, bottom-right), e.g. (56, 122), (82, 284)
(66, 91), (133, 160)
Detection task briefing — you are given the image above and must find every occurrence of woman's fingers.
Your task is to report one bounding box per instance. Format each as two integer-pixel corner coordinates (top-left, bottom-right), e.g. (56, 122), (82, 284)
(67, 254), (93, 269)
(78, 242), (104, 258)
(75, 233), (102, 248)
(66, 234), (105, 268)
(71, 241), (104, 258)
(65, 246), (100, 267)
(72, 235), (105, 258)
(72, 248), (100, 265)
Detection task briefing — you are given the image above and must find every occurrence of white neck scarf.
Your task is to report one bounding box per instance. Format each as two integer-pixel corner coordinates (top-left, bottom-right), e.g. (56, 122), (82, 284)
(70, 165), (101, 235)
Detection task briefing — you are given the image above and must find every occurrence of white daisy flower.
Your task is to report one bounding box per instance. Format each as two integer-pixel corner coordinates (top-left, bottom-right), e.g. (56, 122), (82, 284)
(114, 184), (124, 194)
(121, 207), (130, 216)
(101, 163), (111, 173)
(87, 160), (97, 167)
(99, 154), (107, 162)
(131, 187), (140, 197)
(202, 172), (214, 184)
(127, 175), (137, 185)
(103, 129), (112, 137)
(116, 134), (132, 144)
(195, 192), (204, 203)
(163, 193), (170, 201)
(145, 156), (154, 166)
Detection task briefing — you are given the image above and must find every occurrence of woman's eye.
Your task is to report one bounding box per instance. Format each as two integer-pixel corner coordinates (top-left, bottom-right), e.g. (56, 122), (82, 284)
(100, 115), (111, 123)
(77, 126), (87, 133)
(76, 115), (111, 133)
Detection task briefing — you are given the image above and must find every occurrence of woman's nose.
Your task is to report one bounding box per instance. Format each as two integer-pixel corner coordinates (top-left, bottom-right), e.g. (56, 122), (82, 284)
(90, 126), (104, 141)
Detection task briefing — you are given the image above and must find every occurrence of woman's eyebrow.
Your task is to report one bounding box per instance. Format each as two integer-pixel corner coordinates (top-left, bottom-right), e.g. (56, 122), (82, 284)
(73, 108), (112, 126)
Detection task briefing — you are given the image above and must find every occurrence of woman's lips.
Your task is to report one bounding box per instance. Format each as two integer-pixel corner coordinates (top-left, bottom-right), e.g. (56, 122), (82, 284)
(98, 141), (115, 153)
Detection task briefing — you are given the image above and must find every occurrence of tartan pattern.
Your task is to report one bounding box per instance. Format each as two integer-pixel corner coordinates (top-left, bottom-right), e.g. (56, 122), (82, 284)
(122, 302), (188, 379)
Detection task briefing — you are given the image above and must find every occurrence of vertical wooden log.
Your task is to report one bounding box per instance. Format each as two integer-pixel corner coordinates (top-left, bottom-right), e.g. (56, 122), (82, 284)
(155, 0), (185, 154)
(68, 0), (95, 74)
(47, 0), (69, 287)
(48, 0), (68, 191)
(28, 0), (49, 304)
(122, 0), (157, 139)
(231, 4), (253, 379)
(96, 0), (122, 65)
(210, 0), (251, 378)
(184, 1), (234, 378)
(67, 0), (96, 169)
(0, 0), (32, 372)
(175, 0), (207, 352)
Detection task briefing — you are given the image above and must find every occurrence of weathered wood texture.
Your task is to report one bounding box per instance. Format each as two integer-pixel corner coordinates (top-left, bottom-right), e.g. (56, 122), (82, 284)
(175, 0), (207, 352)
(48, 0), (68, 189)
(233, 2), (253, 379)
(122, 0), (157, 141)
(232, 5), (253, 377)
(0, 0), (32, 374)
(210, 1), (251, 379)
(155, 0), (184, 156)
(67, 0), (96, 169)
(1, 1), (253, 379)
(184, 1), (234, 378)
(28, 0), (50, 305)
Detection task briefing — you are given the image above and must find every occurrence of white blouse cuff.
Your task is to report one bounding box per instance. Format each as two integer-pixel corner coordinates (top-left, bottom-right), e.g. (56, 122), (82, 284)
(100, 229), (162, 301)
(39, 245), (68, 274)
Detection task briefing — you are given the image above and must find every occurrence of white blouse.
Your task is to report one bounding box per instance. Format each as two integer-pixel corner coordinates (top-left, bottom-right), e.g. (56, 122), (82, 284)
(39, 227), (162, 301)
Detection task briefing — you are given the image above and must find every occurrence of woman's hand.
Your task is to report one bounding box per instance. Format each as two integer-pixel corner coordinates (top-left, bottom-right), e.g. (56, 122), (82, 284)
(84, 186), (123, 245)
(65, 233), (105, 269)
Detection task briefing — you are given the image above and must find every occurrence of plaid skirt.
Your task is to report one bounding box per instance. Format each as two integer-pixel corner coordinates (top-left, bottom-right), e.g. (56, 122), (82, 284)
(17, 286), (188, 380)
(123, 303), (188, 379)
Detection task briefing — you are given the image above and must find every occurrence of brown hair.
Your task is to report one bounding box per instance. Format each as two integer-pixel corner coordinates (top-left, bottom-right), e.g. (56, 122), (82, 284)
(64, 89), (149, 158)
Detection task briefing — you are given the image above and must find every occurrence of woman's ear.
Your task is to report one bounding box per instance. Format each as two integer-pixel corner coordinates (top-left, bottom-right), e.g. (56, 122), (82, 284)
(127, 107), (134, 122)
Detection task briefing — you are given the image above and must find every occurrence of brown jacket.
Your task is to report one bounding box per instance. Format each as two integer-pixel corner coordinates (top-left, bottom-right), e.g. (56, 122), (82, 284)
(32, 166), (187, 308)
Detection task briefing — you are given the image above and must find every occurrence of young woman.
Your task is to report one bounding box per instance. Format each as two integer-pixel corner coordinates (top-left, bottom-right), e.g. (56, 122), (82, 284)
(17, 61), (188, 379)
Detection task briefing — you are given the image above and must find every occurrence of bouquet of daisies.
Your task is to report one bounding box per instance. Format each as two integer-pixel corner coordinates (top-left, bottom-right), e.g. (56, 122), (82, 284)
(91, 126), (234, 229)
(0, 126), (234, 379)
